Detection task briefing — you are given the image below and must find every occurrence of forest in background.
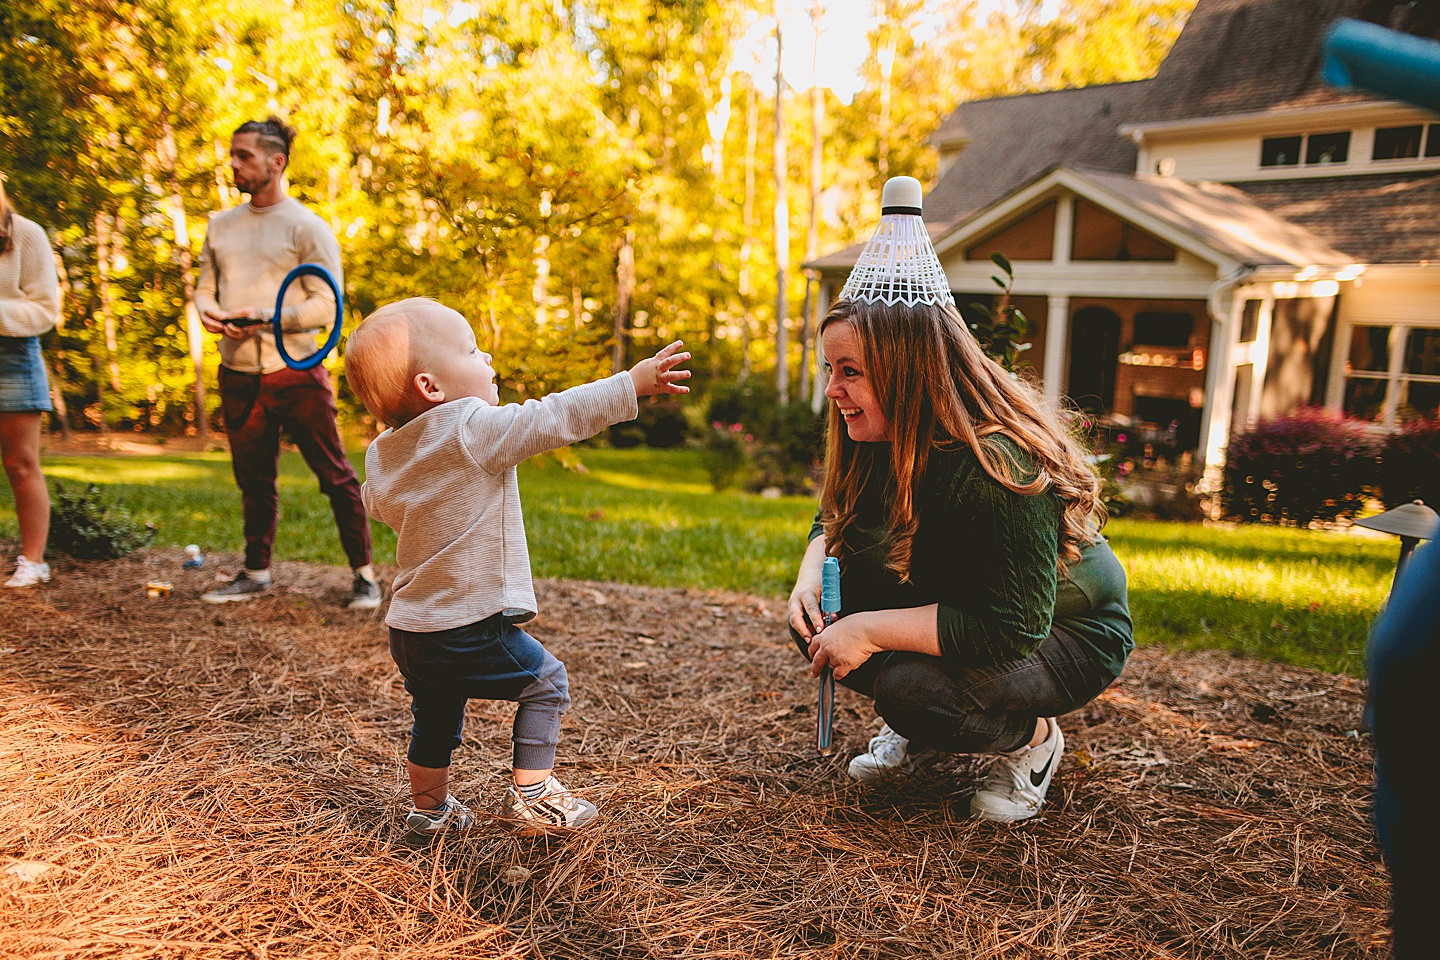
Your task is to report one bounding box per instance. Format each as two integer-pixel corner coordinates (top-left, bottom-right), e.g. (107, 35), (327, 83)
(0, 0), (1192, 437)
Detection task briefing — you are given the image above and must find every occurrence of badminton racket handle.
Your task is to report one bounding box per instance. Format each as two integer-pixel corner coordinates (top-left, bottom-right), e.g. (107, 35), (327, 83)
(816, 611), (838, 755)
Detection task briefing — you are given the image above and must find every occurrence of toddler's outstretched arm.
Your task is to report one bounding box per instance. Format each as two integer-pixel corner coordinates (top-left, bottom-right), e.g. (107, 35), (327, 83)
(628, 341), (692, 397)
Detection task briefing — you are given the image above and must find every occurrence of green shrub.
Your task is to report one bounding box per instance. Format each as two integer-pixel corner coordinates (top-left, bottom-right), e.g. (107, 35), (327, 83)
(702, 421), (751, 490)
(704, 383), (822, 494)
(50, 483), (156, 560)
(1221, 408), (1379, 526)
(745, 403), (823, 495)
(639, 397), (689, 448)
(609, 398), (690, 448)
(1377, 418), (1440, 510)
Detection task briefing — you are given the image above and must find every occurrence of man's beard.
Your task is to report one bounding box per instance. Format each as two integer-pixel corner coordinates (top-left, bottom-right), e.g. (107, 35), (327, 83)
(234, 171), (273, 195)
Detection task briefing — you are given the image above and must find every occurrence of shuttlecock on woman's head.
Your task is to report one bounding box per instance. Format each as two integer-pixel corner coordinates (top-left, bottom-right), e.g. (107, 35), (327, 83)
(837, 176), (955, 309)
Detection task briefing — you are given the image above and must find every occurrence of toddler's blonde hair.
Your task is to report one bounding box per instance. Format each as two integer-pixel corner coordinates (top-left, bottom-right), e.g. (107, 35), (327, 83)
(345, 297), (449, 428)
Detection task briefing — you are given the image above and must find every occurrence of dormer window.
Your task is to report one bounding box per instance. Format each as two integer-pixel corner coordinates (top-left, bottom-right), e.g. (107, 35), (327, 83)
(1373, 125), (1424, 160)
(1306, 132), (1350, 164)
(1260, 136), (1302, 166)
(1425, 125), (1440, 157)
(1260, 132), (1354, 168)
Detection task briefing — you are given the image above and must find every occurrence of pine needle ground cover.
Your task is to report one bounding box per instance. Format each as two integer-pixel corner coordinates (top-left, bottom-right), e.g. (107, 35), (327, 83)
(6, 445), (1396, 675)
(0, 551), (1387, 958)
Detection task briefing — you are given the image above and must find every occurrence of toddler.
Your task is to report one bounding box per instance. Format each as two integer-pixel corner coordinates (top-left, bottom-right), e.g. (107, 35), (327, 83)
(345, 297), (690, 836)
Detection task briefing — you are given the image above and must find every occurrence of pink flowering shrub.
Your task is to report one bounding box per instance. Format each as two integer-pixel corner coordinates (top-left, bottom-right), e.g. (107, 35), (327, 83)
(1221, 408), (1379, 526)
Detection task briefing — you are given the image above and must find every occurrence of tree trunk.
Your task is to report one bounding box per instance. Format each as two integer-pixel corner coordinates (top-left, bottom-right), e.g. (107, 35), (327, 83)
(878, 22), (896, 182)
(47, 248), (73, 440)
(213, 140), (236, 208)
(162, 118), (208, 441)
(44, 356), (71, 440)
(94, 211), (121, 431)
(739, 84), (758, 384)
(611, 221), (634, 375)
(534, 190), (552, 329)
(800, 0), (824, 401)
(773, 5), (789, 405)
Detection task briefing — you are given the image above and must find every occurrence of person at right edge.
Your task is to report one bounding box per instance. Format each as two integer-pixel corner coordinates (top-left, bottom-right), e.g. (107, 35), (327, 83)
(1366, 534), (1440, 960)
(787, 176), (1132, 822)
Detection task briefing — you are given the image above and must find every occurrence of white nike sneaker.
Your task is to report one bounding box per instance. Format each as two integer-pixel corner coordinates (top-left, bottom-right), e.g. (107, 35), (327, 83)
(847, 722), (941, 782)
(970, 718), (1064, 822)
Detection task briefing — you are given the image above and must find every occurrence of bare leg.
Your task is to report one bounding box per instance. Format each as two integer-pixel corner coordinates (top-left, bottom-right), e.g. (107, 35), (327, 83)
(514, 767), (553, 787)
(0, 412), (49, 562)
(407, 761), (450, 810)
(1025, 717), (1049, 749)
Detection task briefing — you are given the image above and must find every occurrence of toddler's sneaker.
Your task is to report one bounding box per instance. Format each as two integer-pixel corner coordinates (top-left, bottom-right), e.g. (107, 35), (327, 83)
(4, 556), (50, 589)
(201, 570), (272, 604)
(970, 718), (1064, 823)
(500, 776), (599, 834)
(847, 722), (941, 781)
(405, 794), (475, 838)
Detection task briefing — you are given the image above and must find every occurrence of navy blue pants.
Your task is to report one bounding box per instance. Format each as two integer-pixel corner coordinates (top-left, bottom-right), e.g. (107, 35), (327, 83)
(390, 613), (571, 771)
(791, 621), (1117, 754)
(1367, 540), (1440, 960)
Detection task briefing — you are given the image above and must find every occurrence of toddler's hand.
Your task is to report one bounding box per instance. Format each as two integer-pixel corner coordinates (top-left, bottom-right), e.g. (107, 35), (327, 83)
(628, 341), (692, 397)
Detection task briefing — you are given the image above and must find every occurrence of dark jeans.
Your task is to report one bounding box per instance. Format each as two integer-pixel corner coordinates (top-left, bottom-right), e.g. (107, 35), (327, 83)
(219, 364), (371, 571)
(1367, 540), (1440, 960)
(390, 613), (571, 771)
(791, 621), (1118, 754)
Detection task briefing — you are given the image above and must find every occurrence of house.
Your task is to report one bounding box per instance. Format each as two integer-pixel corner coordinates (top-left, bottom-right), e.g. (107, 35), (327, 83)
(807, 0), (1440, 485)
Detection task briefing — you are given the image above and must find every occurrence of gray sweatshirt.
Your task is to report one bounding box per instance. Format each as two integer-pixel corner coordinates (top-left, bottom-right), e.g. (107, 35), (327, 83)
(361, 372), (638, 631)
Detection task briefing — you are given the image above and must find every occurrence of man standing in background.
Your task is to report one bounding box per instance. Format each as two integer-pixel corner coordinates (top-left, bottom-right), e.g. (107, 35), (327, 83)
(194, 116), (380, 610)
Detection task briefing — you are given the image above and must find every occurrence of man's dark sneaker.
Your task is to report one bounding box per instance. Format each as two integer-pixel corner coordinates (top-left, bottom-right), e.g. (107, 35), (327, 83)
(347, 572), (383, 611)
(201, 571), (272, 604)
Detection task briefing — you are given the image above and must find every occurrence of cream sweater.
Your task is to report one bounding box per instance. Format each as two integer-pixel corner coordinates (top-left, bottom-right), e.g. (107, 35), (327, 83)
(362, 372), (639, 632)
(194, 198), (343, 374)
(0, 215), (60, 338)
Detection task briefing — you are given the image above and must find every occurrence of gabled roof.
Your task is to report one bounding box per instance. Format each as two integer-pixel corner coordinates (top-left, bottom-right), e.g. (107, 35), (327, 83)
(1127, 0), (1440, 126)
(924, 81), (1152, 225)
(812, 165), (1353, 274)
(1060, 169), (1354, 267)
(1231, 171), (1440, 262)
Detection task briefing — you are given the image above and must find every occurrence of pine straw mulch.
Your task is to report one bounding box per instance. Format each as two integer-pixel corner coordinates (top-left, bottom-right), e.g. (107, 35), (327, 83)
(0, 548), (1389, 959)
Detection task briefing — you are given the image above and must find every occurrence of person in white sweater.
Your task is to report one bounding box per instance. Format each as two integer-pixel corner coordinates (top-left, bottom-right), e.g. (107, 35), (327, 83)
(345, 297), (690, 836)
(0, 178), (59, 588)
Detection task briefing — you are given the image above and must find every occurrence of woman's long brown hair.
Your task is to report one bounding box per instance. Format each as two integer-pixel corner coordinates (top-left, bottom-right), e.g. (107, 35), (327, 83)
(819, 298), (1103, 578)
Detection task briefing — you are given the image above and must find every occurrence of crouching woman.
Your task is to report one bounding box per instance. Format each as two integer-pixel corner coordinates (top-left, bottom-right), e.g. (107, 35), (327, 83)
(789, 297), (1132, 821)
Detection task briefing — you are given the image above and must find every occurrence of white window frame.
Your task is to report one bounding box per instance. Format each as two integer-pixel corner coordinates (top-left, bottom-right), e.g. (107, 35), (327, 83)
(1328, 319), (1440, 426)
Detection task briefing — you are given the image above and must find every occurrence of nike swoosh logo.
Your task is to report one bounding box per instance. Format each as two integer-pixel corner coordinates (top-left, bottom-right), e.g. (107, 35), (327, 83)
(1031, 750), (1056, 787)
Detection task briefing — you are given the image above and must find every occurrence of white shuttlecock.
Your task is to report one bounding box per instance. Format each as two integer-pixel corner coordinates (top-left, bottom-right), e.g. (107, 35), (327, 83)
(837, 176), (955, 308)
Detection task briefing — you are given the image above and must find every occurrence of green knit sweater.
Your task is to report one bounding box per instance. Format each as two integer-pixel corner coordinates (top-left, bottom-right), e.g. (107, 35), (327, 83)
(809, 437), (1133, 678)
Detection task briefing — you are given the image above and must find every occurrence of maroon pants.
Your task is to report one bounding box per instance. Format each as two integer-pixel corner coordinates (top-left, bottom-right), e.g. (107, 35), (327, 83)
(219, 365), (371, 571)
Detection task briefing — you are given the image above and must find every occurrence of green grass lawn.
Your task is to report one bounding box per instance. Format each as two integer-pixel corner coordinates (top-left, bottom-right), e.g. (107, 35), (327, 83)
(2, 444), (1399, 676)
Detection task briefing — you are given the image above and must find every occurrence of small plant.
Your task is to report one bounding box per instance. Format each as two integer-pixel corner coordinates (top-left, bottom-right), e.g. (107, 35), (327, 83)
(968, 253), (1031, 373)
(1377, 417), (1440, 510)
(49, 483), (156, 560)
(702, 421), (751, 491)
(1221, 408), (1379, 526)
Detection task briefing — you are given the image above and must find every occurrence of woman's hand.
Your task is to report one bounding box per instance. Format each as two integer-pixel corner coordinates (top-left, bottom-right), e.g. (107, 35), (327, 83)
(807, 614), (881, 680)
(788, 536), (828, 639)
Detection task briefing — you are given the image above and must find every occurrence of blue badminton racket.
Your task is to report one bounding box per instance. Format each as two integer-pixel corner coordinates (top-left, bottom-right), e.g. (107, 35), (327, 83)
(230, 263), (343, 371)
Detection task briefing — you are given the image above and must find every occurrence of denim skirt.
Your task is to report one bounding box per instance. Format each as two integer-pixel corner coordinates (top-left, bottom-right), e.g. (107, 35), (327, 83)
(0, 336), (53, 413)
